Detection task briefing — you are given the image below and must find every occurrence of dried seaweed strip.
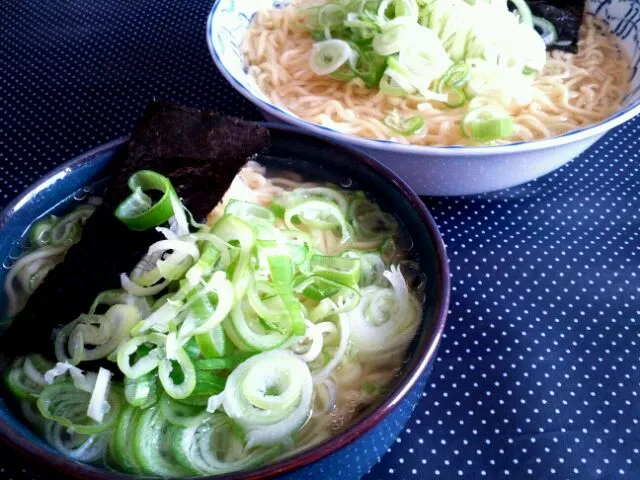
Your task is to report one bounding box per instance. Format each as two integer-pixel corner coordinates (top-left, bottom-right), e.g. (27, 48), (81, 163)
(0, 102), (270, 360)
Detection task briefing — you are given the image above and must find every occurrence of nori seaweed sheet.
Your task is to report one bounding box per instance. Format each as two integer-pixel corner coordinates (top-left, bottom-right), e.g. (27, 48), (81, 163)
(527, 0), (587, 53)
(0, 102), (270, 362)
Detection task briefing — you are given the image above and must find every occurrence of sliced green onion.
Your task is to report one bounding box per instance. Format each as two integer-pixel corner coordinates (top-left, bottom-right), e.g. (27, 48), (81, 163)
(49, 205), (95, 246)
(21, 400), (47, 433)
(45, 421), (108, 462)
(178, 271), (234, 338)
(509, 0), (533, 27)
(211, 215), (256, 301)
(394, 0), (419, 19)
(440, 62), (470, 87)
(372, 22), (408, 56)
(117, 333), (165, 379)
(58, 305), (140, 365)
(462, 113), (514, 141)
(87, 367), (113, 423)
(383, 112), (425, 136)
(115, 170), (178, 231)
(311, 313), (350, 383)
(294, 274), (342, 301)
(285, 199), (352, 245)
(310, 39), (353, 75)
(159, 394), (209, 427)
(28, 216), (59, 247)
(158, 341), (196, 400)
(268, 255), (306, 336)
(186, 244), (221, 286)
(120, 272), (169, 297)
(223, 301), (290, 352)
(171, 414), (281, 475)
(245, 282), (287, 329)
(130, 301), (182, 335)
(88, 289), (153, 318)
(310, 255), (362, 285)
(4, 358), (44, 400)
(195, 354), (251, 372)
(434, 74), (467, 108)
(24, 354), (53, 386)
(344, 12), (379, 36)
(183, 337), (201, 360)
(190, 370), (226, 399)
(353, 48), (387, 86)
(376, 0), (394, 25)
(349, 251), (388, 286)
(330, 64), (358, 82)
(532, 16), (558, 46)
(42, 362), (95, 392)
(37, 381), (120, 434)
(124, 372), (158, 409)
(156, 252), (195, 282)
(109, 405), (142, 473)
(225, 199), (275, 225)
(175, 370), (226, 407)
(308, 283), (361, 322)
(381, 61), (416, 95)
(318, 3), (346, 29)
(132, 405), (191, 476)
(347, 265), (420, 360)
(350, 200), (398, 241)
(195, 324), (229, 358)
(129, 252), (164, 287)
(379, 70), (409, 96)
(207, 350), (313, 448)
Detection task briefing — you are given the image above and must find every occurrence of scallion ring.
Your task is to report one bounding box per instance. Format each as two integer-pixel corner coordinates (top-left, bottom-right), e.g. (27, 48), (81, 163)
(309, 39), (353, 76)
(461, 109), (514, 142)
(383, 112), (425, 136)
(115, 170), (179, 231)
(532, 16), (558, 46)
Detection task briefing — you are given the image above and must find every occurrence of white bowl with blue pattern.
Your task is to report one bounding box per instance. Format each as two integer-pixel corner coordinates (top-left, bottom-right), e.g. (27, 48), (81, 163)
(207, 0), (640, 196)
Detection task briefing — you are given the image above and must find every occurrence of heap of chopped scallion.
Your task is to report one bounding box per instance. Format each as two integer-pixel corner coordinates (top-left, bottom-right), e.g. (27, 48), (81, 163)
(302, 0), (550, 142)
(4, 169), (422, 476)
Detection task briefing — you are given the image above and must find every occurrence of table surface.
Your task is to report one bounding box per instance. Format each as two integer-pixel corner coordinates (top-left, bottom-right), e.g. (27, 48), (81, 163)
(2, 0), (640, 479)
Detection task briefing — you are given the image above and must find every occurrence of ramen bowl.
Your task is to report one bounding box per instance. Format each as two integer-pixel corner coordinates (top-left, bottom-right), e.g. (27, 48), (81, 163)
(0, 125), (450, 479)
(207, 0), (640, 196)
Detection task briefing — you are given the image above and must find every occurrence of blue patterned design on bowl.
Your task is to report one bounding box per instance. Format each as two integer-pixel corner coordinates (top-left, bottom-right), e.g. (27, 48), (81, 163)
(207, 0), (640, 195)
(0, 125), (449, 479)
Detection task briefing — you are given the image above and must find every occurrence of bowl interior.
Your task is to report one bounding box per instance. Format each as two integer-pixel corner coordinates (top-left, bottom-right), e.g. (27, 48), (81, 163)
(208, 0), (640, 149)
(0, 126), (449, 479)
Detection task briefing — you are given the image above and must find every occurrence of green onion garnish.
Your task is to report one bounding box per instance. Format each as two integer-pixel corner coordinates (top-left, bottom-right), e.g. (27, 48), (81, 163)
(462, 115), (514, 142)
(8, 167), (425, 477)
(383, 112), (425, 136)
(115, 170), (178, 231)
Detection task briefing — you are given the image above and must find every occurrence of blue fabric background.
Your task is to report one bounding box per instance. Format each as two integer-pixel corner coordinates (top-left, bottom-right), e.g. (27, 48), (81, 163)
(1, 0), (639, 478)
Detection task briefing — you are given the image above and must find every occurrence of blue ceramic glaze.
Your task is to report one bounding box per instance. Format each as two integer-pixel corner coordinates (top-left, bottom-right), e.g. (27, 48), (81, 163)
(0, 126), (449, 480)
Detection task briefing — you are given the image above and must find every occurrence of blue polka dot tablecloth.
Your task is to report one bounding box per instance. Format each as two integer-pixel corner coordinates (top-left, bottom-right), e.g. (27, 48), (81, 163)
(1, 0), (639, 479)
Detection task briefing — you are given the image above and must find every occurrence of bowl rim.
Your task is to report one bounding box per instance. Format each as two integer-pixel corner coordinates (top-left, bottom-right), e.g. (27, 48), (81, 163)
(0, 124), (450, 479)
(206, 1), (640, 156)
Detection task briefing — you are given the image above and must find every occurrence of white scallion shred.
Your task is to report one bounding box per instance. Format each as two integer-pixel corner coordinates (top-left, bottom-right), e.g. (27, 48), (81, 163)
(120, 272), (169, 296)
(87, 367), (112, 423)
(170, 193), (190, 237)
(44, 362), (95, 393)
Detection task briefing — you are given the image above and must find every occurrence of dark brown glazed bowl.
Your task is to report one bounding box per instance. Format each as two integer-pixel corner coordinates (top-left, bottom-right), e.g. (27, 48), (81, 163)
(0, 124), (450, 479)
